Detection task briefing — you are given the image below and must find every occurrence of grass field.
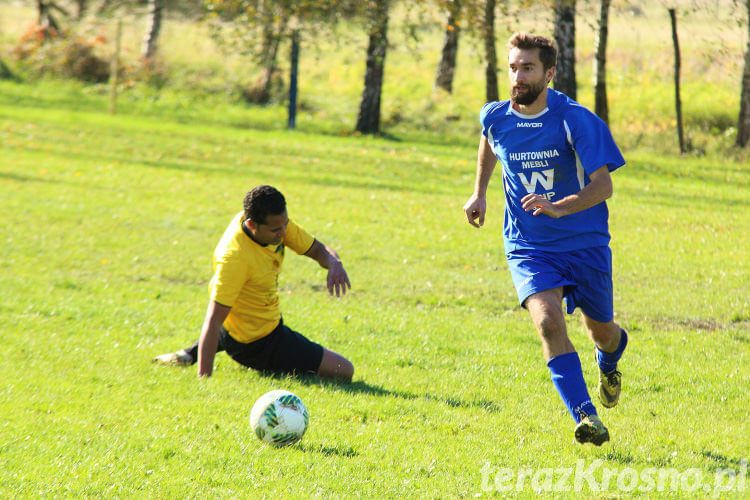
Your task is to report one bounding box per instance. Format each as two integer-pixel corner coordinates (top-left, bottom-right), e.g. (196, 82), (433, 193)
(1, 1), (749, 497)
(1, 76), (748, 498)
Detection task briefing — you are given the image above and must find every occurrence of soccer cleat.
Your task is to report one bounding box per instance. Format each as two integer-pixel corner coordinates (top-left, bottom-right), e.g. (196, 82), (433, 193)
(597, 365), (622, 409)
(152, 349), (194, 366)
(574, 414), (610, 446)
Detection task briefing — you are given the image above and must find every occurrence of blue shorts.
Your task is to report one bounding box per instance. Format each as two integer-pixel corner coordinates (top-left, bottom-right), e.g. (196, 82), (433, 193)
(506, 246), (614, 322)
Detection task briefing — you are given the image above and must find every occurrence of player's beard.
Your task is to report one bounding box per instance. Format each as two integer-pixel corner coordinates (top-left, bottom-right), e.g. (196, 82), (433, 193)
(510, 79), (547, 106)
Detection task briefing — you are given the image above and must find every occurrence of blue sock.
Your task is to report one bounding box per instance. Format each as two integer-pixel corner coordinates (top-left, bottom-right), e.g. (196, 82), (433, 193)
(596, 329), (628, 374)
(547, 352), (597, 423)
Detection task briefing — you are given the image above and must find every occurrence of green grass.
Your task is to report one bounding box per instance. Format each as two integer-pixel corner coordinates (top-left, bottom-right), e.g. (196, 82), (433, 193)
(1, 77), (748, 498)
(0, 1), (749, 496)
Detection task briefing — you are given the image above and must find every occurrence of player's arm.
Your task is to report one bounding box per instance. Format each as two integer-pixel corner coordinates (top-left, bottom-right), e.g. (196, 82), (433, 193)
(197, 300), (231, 378)
(304, 239), (351, 297)
(522, 165), (613, 218)
(463, 134), (498, 228)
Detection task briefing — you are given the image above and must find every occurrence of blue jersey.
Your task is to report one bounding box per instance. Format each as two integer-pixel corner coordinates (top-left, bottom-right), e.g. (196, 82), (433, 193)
(480, 89), (625, 253)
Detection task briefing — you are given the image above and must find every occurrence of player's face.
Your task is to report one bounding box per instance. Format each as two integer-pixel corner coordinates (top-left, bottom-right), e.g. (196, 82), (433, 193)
(508, 48), (552, 106)
(249, 211), (289, 246)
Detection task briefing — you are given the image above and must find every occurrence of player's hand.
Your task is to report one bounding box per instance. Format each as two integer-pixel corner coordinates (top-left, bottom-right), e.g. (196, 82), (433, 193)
(521, 193), (563, 218)
(463, 195), (487, 228)
(327, 260), (351, 297)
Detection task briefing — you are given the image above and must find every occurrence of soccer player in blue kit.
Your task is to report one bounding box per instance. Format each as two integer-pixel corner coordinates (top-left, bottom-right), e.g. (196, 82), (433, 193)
(463, 33), (628, 445)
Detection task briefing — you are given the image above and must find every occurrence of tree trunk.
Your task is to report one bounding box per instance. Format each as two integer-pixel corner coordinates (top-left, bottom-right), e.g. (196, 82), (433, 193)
(141, 0), (163, 61)
(593, 0), (611, 124)
(435, 0), (461, 93)
(109, 19), (121, 115)
(37, 0), (61, 35)
(737, 0), (750, 147)
(252, 28), (281, 104)
(669, 9), (687, 154)
(483, 0), (498, 102)
(553, 0), (576, 100)
(355, 0), (389, 134)
(75, 0), (87, 20)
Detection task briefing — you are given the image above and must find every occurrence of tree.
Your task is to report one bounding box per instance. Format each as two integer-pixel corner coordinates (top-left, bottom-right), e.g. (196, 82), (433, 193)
(74, 0), (88, 19)
(593, 0), (611, 124)
(669, 8), (687, 154)
(355, 0), (390, 134)
(553, 0), (576, 99)
(738, 0), (750, 147)
(206, 0), (285, 104)
(206, 0), (359, 109)
(141, 0), (163, 61)
(482, 0), (498, 102)
(36, 0), (68, 35)
(435, 0), (462, 93)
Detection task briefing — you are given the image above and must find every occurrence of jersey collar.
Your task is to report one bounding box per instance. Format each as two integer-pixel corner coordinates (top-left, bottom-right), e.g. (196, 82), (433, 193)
(241, 218), (268, 247)
(508, 106), (549, 119)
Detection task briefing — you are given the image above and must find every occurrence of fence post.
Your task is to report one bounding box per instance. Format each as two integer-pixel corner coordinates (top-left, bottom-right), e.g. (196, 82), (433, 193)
(288, 30), (300, 129)
(109, 20), (122, 115)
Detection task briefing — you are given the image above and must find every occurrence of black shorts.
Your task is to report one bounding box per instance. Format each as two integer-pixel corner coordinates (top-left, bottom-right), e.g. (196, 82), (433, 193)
(218, 319), (324, 375)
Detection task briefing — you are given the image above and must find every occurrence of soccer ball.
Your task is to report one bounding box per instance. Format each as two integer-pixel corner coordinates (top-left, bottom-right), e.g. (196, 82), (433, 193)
(250, 390), (309, 447)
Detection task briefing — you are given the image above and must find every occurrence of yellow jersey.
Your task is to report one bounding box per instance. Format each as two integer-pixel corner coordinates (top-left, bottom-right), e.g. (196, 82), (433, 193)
(209, 212), (315, 343)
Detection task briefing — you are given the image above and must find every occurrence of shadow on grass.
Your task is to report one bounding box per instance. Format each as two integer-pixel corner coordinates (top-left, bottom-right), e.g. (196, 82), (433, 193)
(257, 372), (503, 414)
(0, 170), (70, 184)
(298, 442), (359, 458)
(9, 142), (459, 196)
(601, 449), (637, 465)
(700, 450), (749, 474)
(0, 80), (475, 148)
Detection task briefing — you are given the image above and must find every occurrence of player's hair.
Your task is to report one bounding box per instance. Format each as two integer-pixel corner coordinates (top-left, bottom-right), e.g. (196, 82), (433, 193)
(507, 32), (557, 70)
(243, 185), (286, 225)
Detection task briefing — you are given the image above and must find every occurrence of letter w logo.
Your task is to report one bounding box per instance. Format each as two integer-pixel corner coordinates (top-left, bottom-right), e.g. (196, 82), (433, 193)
(517, 168), (554, 193)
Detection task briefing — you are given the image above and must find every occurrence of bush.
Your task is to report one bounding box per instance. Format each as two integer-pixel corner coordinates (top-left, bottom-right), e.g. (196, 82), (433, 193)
(14, 24), (110, 83)
(241, 69), (284, 104)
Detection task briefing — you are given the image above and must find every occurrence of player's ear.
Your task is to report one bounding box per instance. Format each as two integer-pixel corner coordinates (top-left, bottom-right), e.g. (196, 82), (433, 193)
(245, 219), (258, 232)
(546, 66), (555, 84)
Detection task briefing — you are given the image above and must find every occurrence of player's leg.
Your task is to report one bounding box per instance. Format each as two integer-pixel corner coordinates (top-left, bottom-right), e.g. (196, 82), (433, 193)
(582, 313), (628, 408)
(582, 314), (621, 353)
(525, 287), (573, 360)
(565, 245), (628, 409)
(152, 336), (227, 367)
(271, 325), (352, 381)
(316, 348), (354, 381)
(525, 289), (608, 445)
(507, 250), (607, 444)
(152, 341), (199, 366)
(223, 321), (353, 381)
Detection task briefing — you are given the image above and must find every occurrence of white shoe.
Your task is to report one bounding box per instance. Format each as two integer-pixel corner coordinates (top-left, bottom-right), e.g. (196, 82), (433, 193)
(152, 349), (194, 366)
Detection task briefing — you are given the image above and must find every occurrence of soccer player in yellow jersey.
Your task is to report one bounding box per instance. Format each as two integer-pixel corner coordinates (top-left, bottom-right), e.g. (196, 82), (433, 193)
(153, 185), (354, 381)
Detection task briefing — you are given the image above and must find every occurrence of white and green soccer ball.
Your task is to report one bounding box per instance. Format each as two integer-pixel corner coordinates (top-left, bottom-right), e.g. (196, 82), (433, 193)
(250, 390), (309, 447)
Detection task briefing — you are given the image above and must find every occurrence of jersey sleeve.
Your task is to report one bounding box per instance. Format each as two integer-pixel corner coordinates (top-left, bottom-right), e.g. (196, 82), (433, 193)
(564, 106), (625, 175)
(479, 102), (500, 138)
(284, 219), (315, 255)
(209, 253), (249, 308)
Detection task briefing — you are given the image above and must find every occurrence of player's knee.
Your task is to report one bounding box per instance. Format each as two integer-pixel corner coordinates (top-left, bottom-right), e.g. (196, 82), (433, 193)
(338, 357), (354, 382)
(586, 320), (620, 349)
(535, 315), (565, 342)
(592, 327), (620, 351)
(317, 349), (353, 382)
